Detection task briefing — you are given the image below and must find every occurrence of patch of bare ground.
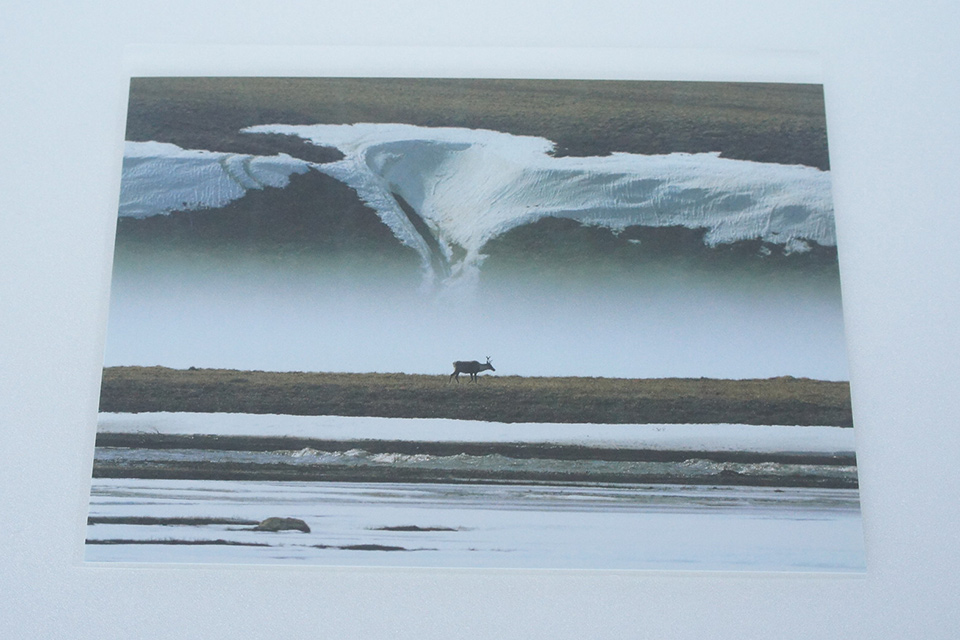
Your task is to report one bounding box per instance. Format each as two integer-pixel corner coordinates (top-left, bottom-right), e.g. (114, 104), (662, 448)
(126, 77), (829, 169)
(311, 544), (429, 552)
(85, 539), (269, 546)
(86, 516), (259, 526)
(371, 526), (461, 532)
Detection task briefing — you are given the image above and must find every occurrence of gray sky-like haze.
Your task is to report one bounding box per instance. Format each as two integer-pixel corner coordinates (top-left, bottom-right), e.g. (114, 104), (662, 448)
(104, 245), (849, 380)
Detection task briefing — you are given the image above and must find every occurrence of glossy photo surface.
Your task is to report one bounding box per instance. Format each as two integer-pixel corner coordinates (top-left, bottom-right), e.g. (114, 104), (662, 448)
(86, 77), (864, 571)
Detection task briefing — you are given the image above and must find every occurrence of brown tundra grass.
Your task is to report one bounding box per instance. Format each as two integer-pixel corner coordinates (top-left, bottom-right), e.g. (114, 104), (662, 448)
(99, 366), (853, 427)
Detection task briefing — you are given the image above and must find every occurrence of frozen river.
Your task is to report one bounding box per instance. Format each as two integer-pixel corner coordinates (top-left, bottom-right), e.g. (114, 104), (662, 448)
(86, 478), (865, 572)
(86, 413), (865, 571)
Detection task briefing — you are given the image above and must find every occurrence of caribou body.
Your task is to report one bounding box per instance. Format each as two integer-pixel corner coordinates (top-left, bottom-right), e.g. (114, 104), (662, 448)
(450, 357), (495, 383)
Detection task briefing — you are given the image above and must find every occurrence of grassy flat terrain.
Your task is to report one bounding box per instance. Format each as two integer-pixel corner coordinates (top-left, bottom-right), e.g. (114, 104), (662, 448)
(100, 366), (853, 427)
(126, 77), (829, 169)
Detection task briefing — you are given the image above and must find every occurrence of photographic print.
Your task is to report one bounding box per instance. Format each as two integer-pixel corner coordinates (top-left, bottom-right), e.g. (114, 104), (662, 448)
(85, 76), (865, 571)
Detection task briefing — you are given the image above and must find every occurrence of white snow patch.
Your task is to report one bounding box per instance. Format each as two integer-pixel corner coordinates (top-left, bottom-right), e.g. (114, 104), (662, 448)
(119, 141), (310, 218)
(116, 126), (837, 289)
(98, 412), (856, 455)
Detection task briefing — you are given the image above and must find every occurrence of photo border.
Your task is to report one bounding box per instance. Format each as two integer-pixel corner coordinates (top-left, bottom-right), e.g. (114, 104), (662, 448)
(78, 44), (860, 575)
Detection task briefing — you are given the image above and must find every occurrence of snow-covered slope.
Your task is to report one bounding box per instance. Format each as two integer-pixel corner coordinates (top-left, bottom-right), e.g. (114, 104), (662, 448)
(119, 125), (836, 286)
(248, 123), (835, 252)
(119, 141), (310, 218)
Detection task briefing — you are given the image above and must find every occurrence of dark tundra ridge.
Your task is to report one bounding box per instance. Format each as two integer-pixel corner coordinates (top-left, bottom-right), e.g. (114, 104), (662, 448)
(99, 366), (854, 427)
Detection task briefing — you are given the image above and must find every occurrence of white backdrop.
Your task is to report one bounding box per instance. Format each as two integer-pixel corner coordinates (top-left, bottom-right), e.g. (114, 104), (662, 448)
(3, 2), (960, 638)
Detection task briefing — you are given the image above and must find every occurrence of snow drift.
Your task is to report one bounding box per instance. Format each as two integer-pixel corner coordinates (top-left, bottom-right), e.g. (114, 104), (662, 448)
(120, 124), (836, 285)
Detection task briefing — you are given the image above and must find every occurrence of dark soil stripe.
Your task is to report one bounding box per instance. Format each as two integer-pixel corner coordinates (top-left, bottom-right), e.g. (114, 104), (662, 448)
(86, 538), (270, 546)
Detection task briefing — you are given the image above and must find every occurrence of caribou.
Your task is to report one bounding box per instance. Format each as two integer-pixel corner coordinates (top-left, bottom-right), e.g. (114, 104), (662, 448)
(450, 356), (495, 383)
